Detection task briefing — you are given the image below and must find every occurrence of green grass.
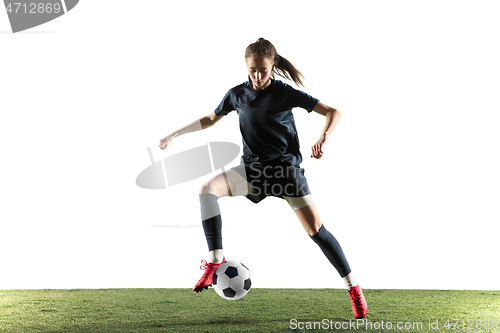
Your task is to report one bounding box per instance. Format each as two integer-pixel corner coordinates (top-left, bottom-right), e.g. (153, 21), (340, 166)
(0, 289), (498, 332)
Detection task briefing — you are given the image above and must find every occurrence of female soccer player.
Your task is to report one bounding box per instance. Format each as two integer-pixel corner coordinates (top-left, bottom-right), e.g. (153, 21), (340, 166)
(159, 38), (367, 319)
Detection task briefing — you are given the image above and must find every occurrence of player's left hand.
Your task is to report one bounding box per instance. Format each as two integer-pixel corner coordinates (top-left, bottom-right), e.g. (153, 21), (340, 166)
(311, 134), (328, 159)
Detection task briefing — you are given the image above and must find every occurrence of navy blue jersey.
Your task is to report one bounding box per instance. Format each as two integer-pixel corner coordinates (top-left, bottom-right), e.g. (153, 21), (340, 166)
(215, 79), (319, 167)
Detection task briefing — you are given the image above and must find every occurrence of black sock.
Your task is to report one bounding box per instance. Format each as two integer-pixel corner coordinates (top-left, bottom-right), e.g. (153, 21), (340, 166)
(200, 193), (222, 251)
(310, 224), (351, 277)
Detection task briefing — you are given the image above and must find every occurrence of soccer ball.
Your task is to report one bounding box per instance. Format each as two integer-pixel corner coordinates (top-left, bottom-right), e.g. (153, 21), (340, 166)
(213, 261), (251, 300)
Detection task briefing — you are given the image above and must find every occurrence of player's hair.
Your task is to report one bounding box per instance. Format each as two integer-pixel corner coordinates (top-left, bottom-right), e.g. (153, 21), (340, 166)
(245, 38), (305, 87)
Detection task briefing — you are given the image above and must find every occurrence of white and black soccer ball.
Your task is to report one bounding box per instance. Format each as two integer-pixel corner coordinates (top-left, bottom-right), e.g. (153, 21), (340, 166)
(213, 261), (251, 300)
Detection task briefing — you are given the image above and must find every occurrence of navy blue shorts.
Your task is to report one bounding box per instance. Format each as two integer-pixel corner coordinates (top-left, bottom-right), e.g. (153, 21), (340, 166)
(228, 161), (312, 204)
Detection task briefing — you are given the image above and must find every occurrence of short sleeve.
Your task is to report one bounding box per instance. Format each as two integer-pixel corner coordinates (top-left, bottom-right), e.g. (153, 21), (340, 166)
(214, 89), (235, 116)
(286, 85), (319, 113)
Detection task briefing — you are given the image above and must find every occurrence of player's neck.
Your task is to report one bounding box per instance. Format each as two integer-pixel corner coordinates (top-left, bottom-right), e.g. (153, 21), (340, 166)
(250, 78), (272, 91)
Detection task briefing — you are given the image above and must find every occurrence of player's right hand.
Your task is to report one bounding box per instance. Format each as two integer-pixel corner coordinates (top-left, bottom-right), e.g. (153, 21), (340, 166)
(159, 134), (175, 150)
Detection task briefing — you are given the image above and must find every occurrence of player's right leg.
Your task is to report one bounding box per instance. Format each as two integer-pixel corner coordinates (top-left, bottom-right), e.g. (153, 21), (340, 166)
(193, 167), (253, 293)
(287, 196), (367, 319)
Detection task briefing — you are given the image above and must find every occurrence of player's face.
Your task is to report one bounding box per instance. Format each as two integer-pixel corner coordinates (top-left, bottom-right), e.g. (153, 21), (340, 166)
(246, 55), (274, 90)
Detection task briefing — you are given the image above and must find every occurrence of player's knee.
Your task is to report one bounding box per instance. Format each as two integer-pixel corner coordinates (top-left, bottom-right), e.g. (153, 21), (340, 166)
(199, 179), (228, 198)
(308, 224), (322, 236)
(198, 182), (216, 196)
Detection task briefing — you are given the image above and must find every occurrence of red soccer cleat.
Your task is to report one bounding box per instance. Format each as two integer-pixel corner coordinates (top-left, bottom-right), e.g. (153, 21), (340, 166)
(193, 257), (226, 293)
(347, 285), (368, 319)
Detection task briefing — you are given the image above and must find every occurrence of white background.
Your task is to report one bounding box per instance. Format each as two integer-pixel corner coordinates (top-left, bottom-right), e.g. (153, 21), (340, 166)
(1, 1), (499, 290)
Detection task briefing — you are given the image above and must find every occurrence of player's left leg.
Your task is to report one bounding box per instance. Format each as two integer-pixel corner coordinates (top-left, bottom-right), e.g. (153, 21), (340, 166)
(285, 195), (367, 319)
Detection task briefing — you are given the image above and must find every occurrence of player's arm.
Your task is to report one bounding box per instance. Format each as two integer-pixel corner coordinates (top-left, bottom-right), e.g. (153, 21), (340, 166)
(200, 111), (224, 129)
(159, 111), (224, 150)
(310, 102), (342, 159)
